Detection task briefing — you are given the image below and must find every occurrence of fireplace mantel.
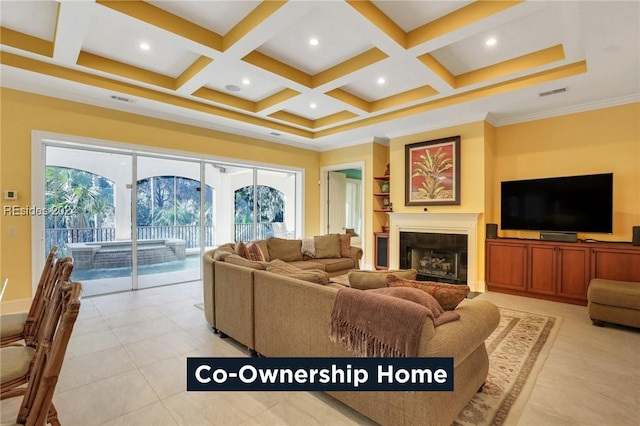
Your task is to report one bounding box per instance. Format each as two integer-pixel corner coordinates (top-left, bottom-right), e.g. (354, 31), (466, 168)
(388, 212), (481, 291)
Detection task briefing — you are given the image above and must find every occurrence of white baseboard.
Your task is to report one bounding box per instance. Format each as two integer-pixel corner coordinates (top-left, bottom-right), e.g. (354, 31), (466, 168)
(0, 298), (31, 314)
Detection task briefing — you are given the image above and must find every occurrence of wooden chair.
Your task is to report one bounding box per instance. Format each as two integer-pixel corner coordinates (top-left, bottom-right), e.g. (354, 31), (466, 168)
(1, 260), (74, 393)
(0, 251), (73, 347)
(0, 247), (58, 346)
(1, 281), (82, 425)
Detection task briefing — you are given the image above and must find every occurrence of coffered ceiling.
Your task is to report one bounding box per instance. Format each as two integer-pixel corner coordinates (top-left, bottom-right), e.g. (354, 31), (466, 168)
(1, 1), (638, 151)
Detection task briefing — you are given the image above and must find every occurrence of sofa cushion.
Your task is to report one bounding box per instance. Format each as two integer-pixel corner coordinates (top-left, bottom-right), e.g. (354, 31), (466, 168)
(266, 259), (329, 284)
(265, 258), (302, 274)
(224, 254), (267, 270)
(283, 269), (330, 285)
(386, 275), (470, 310)
(213, 244), (235, 261)
(314, 234), (341, 259)
(339, 234), (351, 258)
(267, 238), (303, 262)
(312, 258), (355, 273)
(246, 242), (266, 262)
(287, 260), (326, 271)
(348, 269), (418, 290)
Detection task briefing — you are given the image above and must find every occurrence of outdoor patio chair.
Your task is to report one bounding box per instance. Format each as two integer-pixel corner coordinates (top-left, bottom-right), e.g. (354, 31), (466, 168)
(0, 280), (82, 425)
(1, 255), (73, 349)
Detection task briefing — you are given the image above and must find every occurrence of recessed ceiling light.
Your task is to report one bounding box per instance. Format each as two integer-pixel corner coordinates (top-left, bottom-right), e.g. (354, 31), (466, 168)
(225, 84), (241, 92)
(242, 78), (250, 85)
(139, 42), (150, 51)
(309, 38), (319, 46)
(377, 77), (386, 85)
(310, 102), (317, 109)
(485, 38), (497, 46)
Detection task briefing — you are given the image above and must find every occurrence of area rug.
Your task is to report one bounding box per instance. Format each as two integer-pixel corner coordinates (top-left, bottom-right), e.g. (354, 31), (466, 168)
(453, 307), (561, 426)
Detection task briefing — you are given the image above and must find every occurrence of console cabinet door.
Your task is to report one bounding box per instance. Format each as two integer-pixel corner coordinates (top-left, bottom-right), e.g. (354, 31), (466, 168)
(486, 241), (527, 291)
(556, 245), (590, 300)
(528, 244), (556, 295)
(591, 248), (640, 282)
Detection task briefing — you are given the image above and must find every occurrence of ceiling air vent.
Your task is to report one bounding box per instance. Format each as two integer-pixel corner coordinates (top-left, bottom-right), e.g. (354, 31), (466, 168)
(538, 87), (568, 97)
(110, 95), (133, 103)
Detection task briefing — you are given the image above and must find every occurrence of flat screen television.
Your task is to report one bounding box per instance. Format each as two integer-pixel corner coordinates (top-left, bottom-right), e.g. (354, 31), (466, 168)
(501, 173), (613, 234)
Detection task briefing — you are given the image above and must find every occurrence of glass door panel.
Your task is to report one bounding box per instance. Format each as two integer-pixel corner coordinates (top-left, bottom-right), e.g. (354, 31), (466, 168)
(256, 169), (297, 239)
(45, 145), (133, 296)
(136, 156), (202, 289)
(228, 165), (256, 242)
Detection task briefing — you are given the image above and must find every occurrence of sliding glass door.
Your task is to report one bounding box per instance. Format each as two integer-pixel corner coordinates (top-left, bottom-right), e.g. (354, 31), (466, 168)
(41, 139), (301, 296)
(45, 145), (133, 296)
(135, 155), (204, 289)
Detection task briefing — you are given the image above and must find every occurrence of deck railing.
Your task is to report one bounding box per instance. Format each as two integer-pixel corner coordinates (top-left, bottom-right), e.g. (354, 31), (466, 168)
(45, 224), (216, 254)
(45, 222), (286, 254)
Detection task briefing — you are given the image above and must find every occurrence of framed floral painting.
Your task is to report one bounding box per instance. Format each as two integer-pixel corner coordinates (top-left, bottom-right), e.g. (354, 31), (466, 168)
(405, 136), (460, 206)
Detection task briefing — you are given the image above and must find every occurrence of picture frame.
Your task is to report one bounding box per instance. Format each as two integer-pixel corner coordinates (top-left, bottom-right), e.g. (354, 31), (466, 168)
(405, 135), (461, 206)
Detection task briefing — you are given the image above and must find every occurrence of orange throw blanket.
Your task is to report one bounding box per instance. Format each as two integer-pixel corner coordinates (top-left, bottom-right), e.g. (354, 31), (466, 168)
(330, 288), (433, 357)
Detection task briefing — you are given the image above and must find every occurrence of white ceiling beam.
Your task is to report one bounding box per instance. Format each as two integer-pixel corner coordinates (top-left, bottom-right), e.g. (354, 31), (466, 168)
(53, 0), (95, 64)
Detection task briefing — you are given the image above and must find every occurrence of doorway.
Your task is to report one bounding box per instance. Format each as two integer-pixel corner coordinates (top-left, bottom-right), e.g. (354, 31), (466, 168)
(321, 162), (365, 251)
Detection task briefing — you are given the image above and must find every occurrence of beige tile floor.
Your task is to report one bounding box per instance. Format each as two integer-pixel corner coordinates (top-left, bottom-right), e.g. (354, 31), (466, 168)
(1, 281), (638, 425)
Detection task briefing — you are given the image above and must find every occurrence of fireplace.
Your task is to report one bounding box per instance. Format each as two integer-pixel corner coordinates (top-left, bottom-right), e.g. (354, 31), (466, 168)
(400, 232), (468, 284)
(388, 212), (481, 291)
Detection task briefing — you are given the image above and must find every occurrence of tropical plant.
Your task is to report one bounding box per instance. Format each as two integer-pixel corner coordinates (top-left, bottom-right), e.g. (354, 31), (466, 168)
(46, 167), (114, 230)
(412, 147), (453, 199)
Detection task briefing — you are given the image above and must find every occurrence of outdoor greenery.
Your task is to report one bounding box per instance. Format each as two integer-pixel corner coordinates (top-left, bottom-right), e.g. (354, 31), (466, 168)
(136, 176), (214, 226)
(45, 166), (115, 230)
(234, 185), (285, 224)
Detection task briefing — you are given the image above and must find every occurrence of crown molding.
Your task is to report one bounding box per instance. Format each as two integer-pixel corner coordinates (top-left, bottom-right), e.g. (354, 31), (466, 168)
(490, 94), (640, 127)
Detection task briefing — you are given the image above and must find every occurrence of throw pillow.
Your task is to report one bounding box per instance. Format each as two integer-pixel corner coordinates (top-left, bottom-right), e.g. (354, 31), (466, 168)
(369, 287), (443, 313)
(234, 241), (249, 259)
(224, 254), (267, 270)
(267, 238), (303, 262)
(348, 269), (418, 290)
(246, 242), (266, 262)
(339, 234), (351, 258)
(386, 275), (470, 310)
(369, 287), (460, 327)
(314, 234), (341, 259)
(254, 240), (270, 262)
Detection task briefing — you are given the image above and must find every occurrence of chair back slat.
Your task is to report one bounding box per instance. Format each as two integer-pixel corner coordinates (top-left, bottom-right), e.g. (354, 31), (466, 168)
(25, 258), (73, 347)
(17, 281), (82, 426)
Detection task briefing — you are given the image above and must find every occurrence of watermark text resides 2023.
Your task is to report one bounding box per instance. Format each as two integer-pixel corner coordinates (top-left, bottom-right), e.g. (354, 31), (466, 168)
(3, 205), (73, 216)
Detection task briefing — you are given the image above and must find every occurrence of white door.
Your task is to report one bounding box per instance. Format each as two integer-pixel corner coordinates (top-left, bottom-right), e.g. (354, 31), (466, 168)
(327, 171), (347, 234)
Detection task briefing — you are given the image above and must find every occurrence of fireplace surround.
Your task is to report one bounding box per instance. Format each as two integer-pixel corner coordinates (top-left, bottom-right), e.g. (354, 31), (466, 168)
(388, 212), (481, 291)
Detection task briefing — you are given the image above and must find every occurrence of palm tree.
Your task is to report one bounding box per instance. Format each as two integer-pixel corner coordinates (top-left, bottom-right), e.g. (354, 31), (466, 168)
(412, 147), (453, 199)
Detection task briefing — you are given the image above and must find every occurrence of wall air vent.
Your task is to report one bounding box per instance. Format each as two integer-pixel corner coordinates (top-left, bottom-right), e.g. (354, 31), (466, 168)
(538, 87), (568, 97)
(110, 95), (133, 103)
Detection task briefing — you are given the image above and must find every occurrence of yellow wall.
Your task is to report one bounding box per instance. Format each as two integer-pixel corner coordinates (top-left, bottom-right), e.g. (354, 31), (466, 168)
(2, 84), (637, 303)
(492, 103), (640, 242)
(390, 121), (487, 215)
(0, 88), (321, 302)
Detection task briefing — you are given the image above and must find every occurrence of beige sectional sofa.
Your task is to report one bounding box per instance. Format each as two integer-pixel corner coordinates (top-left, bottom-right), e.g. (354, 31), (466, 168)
(202, 236), (363, 345)
(202, 237), (500, 426)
